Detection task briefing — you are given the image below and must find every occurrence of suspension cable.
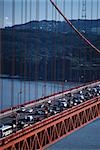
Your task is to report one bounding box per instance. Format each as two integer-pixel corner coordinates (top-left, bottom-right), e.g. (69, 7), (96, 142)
(50, 0), (100, 54)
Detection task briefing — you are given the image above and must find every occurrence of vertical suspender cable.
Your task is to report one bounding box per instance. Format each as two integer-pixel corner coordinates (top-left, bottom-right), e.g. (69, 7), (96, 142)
(24, 0), (27, 104)
(35, 0), (39, 100)
(90, 0), (93, 81)
(83, 0), (86, 83)
(0, 2), (1, 111)
(88, 0), (93, 82)
(0, 0), (4, 111)
(78, 0), (80, 30)
(50, 2), (54, 95)
(62, 0), (65, 94)
(28, 0), (32, 101)
(70, 0), (73, 82)
(54, 0), (57, 95)
(91, 0), (93, 27)
(35, 1), (37, 99)
(96, 0), (99, 80)
(57, 1), (61, 92)
(11, 0), (15, 108)
(55, 0), (58, 93)
(78, 0), (81, 83)
(30, 0), (32, 22)
(96, 0), (99, 34)
(19, 0), (24, 106)
(43, 0), (48, 97)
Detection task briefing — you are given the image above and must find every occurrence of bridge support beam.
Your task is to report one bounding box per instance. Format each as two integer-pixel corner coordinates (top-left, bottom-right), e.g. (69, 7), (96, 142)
(0, 97), (100, 150)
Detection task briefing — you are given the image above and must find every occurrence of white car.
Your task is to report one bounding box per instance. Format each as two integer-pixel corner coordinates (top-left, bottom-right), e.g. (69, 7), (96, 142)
(25, 115), (34, 121)
(17, 107), (26, 113)
(26, 108), (33, 113)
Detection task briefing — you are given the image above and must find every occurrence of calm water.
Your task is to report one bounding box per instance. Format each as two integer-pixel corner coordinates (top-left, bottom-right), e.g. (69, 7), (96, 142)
(46, 118), (100, 150)
(0, 79), (99, 149)
(0, 78), (80, 110)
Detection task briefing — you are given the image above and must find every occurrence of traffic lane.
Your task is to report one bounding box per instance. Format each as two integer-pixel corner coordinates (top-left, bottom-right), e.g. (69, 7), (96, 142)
(1, 81), (98, 119)
(0, 83), (100, 132)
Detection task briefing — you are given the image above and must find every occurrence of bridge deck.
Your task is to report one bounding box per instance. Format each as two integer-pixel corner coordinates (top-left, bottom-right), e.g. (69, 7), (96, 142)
(0, 96), (100, 149)
(0, 80), (100, 149)
(0, 80), (99, 119)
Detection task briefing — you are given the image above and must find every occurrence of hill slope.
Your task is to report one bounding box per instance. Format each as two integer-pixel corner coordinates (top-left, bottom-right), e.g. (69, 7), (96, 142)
(1, 21), (100, 82)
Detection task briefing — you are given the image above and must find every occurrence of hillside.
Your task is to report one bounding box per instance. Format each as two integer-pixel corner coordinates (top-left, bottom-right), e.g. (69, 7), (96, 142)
(5, 19), (100, 34)
(0, 20), (100, 82)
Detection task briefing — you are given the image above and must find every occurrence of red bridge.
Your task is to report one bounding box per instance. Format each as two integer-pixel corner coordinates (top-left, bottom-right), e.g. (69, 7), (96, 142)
(0, 0), (100, 149)
(0, 81), (100, 150)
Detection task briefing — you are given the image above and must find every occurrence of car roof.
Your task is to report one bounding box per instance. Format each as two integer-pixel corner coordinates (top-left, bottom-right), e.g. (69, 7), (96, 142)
(0, 125), (12, 130)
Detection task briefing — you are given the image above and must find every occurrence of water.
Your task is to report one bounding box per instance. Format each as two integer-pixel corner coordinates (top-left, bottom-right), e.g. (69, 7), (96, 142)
(0, 78), (80, 110)
(46, 118), (100, 150)
(0, 79), (99, 149)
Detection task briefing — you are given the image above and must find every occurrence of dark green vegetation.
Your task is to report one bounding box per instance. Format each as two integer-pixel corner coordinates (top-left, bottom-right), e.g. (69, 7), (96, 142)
(0, 20), (100, 82)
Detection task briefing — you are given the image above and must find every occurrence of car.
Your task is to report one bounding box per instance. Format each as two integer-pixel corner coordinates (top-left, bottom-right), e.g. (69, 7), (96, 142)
(25, 115), (34, 122)
(73, 97), (83, 105)
(95, 86), (100, 96)
(25, 108), (33, 113)
(80, 90), (83, 94)
(16, 107), (26, 113)
(16, 119), (28, 129)
(6, 123), (16, 129)
(60, 101), (68, 108)
(35, 104), (45, 109)
(65, 93), (73, 97)
(69, 100), (74, 107)
(37, 110), (46, 115)
(92, 88), (97, 93)
(48, 100), (52, 104)
(85, 87), (91, 91)
(73, 102), (77, 106)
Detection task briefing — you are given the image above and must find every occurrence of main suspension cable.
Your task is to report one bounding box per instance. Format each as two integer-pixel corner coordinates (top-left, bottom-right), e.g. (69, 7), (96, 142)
(50, 0), (100, 54)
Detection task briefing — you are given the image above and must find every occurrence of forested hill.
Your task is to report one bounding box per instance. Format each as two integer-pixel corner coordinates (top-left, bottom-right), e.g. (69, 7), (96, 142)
(0, 20), (100, 82)
(10, 19), (100, 35)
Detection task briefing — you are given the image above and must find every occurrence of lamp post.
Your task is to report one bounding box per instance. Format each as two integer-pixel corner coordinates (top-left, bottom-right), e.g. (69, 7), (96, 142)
(17, 90), (22, 108)
(16, 91), (22, 132)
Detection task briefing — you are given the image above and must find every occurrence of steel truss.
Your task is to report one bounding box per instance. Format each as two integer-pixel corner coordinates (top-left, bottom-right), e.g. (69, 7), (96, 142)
(0, 97), (99, 150)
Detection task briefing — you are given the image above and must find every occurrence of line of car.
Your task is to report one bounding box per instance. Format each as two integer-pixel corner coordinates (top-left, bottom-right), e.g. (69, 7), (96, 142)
(0, 84), (100, 139)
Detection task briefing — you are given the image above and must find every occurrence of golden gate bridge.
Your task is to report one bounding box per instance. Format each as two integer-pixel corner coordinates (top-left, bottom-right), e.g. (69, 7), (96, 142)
(0, 0), (100, 149)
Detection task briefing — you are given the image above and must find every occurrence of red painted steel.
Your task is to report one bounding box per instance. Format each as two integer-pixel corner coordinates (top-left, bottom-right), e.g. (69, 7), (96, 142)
(0, 1), (99, 149)
(50, 0), (100, 54)
(0, 96), (100, 150)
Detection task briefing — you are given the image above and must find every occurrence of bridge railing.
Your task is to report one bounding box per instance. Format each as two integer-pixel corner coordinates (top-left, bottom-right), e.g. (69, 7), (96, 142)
(0, 96), (100, 149)
(0, 80), (100, 115)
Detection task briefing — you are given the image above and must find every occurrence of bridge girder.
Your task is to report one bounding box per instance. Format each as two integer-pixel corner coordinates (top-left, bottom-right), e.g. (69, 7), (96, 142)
(0, 97), (100, 150)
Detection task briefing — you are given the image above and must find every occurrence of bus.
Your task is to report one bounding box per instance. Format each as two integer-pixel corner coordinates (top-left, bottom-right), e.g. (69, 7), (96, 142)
(0, 125), (13, 138)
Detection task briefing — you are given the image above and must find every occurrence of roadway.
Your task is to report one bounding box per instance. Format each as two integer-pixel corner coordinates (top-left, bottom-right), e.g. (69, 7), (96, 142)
(0, 80), (100, 139)
(0, 80), (99, 119)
